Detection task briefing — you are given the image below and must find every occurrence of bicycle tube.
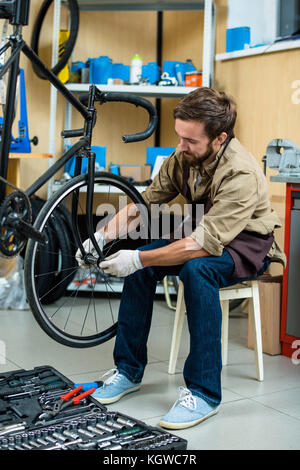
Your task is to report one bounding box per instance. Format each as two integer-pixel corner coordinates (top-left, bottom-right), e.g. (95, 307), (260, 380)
(30, 0), (79, 80)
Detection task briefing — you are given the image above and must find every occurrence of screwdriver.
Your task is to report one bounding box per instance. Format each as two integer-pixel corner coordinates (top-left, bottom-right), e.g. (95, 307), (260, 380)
(74, 381), (102, 391)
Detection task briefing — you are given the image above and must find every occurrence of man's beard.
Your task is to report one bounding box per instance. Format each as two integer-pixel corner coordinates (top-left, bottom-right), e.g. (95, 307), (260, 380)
(184, 143), (215, 170)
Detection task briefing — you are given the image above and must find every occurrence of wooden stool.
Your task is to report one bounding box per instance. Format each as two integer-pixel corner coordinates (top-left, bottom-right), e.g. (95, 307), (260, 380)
(168, 279), (264, 381)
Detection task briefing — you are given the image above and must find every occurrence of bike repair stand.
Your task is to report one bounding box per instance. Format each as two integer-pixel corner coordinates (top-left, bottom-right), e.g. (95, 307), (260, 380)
(0, 68), (35, 153)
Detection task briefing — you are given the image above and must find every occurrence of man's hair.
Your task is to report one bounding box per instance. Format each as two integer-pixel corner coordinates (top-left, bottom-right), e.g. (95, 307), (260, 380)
(173, 87), (237, 141)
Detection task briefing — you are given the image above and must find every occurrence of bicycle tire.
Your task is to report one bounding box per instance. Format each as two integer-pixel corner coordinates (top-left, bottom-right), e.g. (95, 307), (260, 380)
(24, 172), (151, 348)
(30, 0), (79, 80)
(42, 210), (77, 304)
(21, 197), (55, 298)
(24, 197), (77, 304)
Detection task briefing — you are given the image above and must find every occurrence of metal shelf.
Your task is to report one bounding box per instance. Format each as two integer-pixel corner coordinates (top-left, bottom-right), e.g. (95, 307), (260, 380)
(67, 276), (174, 294)
(74, 0), (205, 11)
(66, 83), (198, 98)
(49, 0), (215, 194)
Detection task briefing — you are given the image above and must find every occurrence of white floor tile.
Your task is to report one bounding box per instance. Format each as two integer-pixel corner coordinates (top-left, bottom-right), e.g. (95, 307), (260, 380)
(252, 387), (300, 420)
(145, 398), (300, 450)
(0, 301), (300, 450)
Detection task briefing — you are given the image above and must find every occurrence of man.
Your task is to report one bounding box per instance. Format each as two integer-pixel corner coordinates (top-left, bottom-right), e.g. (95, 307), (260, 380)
(76, 87), (286, 430)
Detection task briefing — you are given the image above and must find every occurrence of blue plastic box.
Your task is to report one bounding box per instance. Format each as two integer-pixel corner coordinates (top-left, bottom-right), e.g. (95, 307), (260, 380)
(146, 147), (176, 172)
(65, 146), (106, 176)
(226, 27), (250, 53)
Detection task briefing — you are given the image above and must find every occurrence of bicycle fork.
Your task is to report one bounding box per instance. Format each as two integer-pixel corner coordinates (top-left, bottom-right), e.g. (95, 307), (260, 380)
(71, 85), (105, 266)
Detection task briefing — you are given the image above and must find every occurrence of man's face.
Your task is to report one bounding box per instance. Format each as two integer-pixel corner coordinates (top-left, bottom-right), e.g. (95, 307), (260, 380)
(175, 119), (226, 169)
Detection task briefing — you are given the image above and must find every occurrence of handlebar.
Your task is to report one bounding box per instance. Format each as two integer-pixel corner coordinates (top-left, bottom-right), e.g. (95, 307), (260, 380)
(99, 92), (158, 143)
(61, 89), (158, 143)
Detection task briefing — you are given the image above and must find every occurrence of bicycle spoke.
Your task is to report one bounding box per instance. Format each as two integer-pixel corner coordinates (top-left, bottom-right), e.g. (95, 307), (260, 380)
(49, 268), (97, 321)
(37, 266), (79, 301)
(34, 265), (77, 278)
(25, 173), (150, 347)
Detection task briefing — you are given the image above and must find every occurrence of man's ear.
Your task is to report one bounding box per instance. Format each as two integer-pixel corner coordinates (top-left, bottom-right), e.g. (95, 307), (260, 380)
(217, 132), (228, 145)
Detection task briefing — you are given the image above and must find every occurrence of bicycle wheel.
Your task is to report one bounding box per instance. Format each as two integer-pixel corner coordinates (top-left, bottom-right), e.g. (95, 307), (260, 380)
(24, 172), (151, 348)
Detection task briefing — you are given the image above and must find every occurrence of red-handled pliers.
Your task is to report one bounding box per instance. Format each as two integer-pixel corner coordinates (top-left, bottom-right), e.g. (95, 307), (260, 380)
(39, 385), (96, 420)
(52, 385), (96, 414)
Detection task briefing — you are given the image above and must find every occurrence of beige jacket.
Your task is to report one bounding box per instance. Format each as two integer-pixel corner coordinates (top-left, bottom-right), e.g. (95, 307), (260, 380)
(142, 138), (286, 267)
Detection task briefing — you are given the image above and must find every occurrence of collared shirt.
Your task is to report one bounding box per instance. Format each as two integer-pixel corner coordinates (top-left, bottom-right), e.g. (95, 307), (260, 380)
(142, 138), (286, 272)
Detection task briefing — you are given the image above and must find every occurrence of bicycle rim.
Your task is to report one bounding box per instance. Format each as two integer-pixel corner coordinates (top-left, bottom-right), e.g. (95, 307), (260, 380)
(24, 172), (151, 348)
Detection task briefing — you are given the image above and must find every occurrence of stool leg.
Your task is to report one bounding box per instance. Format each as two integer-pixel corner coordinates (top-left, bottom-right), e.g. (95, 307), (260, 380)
(163, 276), (176, 311)
(168, 282), (186, 374)
(221, 299), (229, 366)
(249, 281), (264, 381)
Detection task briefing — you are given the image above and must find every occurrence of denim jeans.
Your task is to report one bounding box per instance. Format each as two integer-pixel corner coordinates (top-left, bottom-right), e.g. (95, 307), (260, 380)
(113, 239), (271, 406)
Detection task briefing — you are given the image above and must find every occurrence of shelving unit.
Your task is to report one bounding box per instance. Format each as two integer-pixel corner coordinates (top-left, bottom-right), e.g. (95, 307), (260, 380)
(48, 0), (216, 194)
(46, 1), (215, 298)
(65, 83), (198, 98)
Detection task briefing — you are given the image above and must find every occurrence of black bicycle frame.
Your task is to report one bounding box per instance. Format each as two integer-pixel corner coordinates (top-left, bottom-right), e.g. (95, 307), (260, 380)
(0, 0), (157, 260)
(0, 38), (91, 193)
(0, 32), (97, 257)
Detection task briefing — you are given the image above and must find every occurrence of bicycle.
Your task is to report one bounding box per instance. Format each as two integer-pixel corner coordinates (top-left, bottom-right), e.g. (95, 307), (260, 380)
(0, 0), (157, 348)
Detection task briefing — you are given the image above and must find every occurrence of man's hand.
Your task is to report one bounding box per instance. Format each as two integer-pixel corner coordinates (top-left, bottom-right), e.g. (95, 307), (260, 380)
(99, 250), (143, 277)
(76, 232), (106, 269)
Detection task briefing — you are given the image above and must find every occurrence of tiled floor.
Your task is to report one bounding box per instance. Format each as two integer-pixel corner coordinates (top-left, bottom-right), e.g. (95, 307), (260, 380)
(1, 297), (300, 450)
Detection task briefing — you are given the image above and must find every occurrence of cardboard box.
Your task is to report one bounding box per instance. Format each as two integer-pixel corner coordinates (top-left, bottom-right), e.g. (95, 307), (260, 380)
(248, 275), (282, 355)
(119, 164), (151, 182)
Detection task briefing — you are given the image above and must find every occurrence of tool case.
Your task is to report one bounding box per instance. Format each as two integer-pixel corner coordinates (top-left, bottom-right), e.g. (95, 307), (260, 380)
(0, 365), (187, 451)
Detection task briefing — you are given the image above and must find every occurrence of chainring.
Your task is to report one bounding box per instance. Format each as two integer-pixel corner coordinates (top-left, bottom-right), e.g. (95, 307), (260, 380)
(0, 190), (32, 258)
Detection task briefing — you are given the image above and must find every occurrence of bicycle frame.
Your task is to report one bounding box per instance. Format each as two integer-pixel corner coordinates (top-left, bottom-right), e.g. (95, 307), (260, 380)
(0, 0), (157, 261)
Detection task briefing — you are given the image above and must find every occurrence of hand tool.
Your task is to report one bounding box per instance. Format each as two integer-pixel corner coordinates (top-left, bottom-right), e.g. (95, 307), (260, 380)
(87, 425), (104, 436)
(8, 371), (59, 387)
(38, 385), (96, 420)
(44, 438), (83, 451)
(0, 421), (26, 436)
(106, 418), (124, 430)
(62, 428), (79, 440)
(107, 413), (136, 428)
(2, 382), (66, 399)
(74, 380), (103, 391)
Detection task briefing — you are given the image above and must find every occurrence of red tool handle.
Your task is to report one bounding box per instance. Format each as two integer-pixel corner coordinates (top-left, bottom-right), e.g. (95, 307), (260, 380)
(61, 384), (83, 401)
(72, 387), (96, 405)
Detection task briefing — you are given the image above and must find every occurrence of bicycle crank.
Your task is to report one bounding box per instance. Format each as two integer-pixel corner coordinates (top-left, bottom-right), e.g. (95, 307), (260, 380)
(0, 190), (47, 258)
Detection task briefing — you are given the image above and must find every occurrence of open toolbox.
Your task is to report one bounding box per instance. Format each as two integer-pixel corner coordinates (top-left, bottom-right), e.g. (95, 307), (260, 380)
(0, 366), (187, 451)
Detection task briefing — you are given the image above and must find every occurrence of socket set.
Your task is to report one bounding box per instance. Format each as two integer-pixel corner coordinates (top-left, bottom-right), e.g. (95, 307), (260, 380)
(0, 366), (187, 451)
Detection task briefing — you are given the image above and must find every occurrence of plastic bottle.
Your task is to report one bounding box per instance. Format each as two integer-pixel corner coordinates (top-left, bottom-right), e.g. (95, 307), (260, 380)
(130, 54), (143, 84)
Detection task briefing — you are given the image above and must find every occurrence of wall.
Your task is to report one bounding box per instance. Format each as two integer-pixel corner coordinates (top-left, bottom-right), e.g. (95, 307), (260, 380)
(226, 0), (278, 46)
(4, 0), (298, 276)
(214, 0), (300, 274)
(5, 1), (159, 197)
(5, 3), (204, 197)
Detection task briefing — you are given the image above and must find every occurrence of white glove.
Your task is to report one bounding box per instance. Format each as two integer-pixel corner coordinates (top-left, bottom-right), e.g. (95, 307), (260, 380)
(99, 250), (143, 278)
(76, 231), (106, 269)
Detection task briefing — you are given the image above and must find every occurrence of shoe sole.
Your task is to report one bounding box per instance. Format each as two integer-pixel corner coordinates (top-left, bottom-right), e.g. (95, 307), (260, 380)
(92, 385), (141, 405)
(158, 406), (219, 430)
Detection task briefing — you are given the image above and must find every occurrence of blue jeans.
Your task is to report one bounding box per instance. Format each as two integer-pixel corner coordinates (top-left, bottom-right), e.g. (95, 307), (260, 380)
(113, 239), (271, 406)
